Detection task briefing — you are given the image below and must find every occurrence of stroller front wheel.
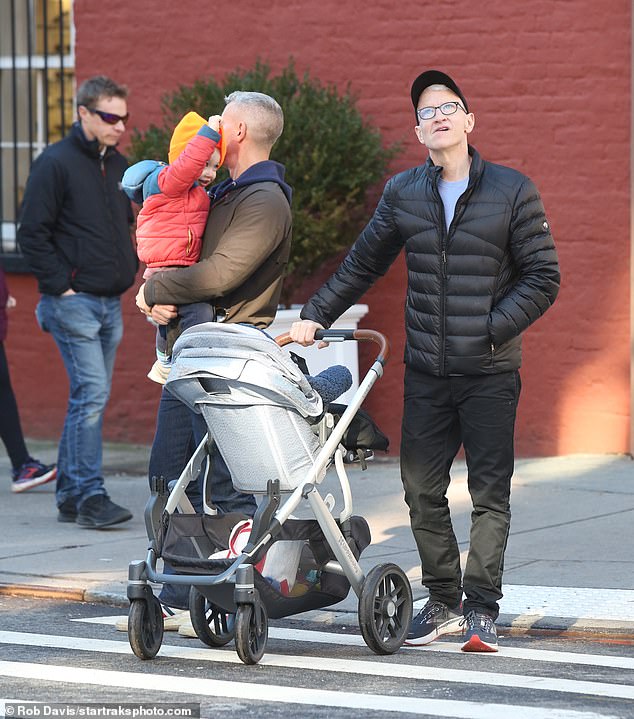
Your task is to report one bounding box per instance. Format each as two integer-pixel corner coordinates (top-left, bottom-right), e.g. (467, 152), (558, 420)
(188, 586), (236, 647)
(235, 602), (268, 665)
(358, 563), (413, 655)
(128, 596), (164, 659)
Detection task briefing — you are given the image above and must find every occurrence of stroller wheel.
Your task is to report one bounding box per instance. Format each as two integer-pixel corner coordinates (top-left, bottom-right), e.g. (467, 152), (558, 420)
(358, 563), (413, 655)
(188, 587), (235, 647)
(235, 602), (268, 665)
(128, 596), (164, 659)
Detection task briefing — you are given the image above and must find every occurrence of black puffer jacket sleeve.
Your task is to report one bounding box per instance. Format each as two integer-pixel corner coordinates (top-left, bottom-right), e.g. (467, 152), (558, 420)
(487, 177), (560, 347)
(18, 153), (71, 295)
(301, 178), (405, 327)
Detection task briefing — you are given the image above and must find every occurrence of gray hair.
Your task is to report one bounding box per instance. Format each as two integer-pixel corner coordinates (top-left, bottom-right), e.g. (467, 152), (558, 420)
(224, 91), (284, 148)
(425, 84), (450, 94)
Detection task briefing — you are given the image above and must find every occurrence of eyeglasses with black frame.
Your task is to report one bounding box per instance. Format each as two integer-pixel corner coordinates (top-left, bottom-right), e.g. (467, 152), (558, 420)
(416, 101), (466, 123)
(83, 106), (130, 126)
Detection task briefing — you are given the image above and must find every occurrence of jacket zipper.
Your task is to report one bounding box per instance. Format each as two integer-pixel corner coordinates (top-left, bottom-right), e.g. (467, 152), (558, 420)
(100, 150), (126, 284)
(440, 237), (448, 376)
(435, 178), (448, 376)
(434, 170), (476, 376)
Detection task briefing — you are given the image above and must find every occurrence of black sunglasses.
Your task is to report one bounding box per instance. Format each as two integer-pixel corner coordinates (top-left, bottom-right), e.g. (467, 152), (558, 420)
(85, 106), (130, 125)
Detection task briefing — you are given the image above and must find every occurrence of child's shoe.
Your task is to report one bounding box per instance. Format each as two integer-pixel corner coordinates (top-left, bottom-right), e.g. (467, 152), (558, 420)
(147, 360), (171, 385)
(12, 460), (57, 493)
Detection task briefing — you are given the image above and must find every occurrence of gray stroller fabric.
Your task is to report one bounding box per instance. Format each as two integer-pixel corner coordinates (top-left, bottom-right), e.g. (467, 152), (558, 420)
(167, 323), (323, 418)
(166, 323), (326, 492)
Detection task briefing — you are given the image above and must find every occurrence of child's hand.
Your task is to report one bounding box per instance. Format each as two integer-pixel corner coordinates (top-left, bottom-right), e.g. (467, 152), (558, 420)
(208, 115), (221, 132)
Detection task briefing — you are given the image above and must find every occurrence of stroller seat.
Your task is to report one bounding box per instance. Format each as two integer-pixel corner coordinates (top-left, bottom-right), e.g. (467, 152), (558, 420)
(166, 323), (329, 492)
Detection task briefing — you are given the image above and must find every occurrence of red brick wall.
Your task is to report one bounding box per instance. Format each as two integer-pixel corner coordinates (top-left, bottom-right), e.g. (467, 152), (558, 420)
(5, 0), (630, 455)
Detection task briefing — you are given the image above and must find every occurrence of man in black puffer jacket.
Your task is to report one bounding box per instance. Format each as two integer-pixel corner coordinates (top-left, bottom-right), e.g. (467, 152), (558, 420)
(290, 70), (560, 652)
(19, 76), (138, 529)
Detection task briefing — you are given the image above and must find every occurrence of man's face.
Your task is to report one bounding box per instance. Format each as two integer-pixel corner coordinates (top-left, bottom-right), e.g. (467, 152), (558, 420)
(220, 103), (245, 174)
(78, 95), (128, 148)
(414, 87), (474, 152)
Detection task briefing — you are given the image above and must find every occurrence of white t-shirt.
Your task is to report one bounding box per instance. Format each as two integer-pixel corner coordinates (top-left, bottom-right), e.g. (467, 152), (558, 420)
(438, 177), (468, 232)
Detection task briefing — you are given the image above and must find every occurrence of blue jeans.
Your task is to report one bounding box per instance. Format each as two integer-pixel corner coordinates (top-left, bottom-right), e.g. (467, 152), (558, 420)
(156, 302), (215, 359)
(150, 387), (257, 608)
(36, 293), (123, 509)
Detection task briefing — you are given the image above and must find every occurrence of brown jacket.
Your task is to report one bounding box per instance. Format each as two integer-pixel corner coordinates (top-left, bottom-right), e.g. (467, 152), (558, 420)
(144, 161), (292, 329)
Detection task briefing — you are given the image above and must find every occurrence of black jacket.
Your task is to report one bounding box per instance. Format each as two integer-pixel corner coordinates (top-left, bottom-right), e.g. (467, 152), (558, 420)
(301, 147), (560, 376)
(18, 122), (138, 297)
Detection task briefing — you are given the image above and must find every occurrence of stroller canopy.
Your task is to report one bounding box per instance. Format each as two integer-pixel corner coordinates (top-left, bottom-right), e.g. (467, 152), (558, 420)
(166, 323), (324, 419)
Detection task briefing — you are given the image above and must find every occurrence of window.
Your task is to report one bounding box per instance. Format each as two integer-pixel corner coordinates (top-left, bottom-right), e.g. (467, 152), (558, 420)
(0, 0), (74, 269)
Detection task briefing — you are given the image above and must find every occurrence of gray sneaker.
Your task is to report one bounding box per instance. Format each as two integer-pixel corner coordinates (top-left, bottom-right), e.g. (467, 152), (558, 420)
(461, 611), (499, 652)
(405, 599), (463, 646)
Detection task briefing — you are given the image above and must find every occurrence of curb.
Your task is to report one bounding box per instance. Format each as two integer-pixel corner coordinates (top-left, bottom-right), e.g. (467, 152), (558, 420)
(0, 584), (85, 603)
(497, 613), (634, 638)
(293, 608), (634, 639)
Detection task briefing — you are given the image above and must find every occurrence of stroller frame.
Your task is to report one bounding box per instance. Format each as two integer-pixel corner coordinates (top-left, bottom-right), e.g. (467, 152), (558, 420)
(127, 328), (412, 664)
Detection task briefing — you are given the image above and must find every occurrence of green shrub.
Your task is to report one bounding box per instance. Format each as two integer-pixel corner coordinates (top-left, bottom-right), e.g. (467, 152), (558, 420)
(128, 60), (400, 303)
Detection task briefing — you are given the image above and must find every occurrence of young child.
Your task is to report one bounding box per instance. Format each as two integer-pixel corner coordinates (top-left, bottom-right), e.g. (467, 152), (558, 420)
(122, 112), (225, 384)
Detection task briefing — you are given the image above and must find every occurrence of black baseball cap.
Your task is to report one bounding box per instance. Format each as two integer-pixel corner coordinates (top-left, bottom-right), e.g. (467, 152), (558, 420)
(410, 70), (469, 121)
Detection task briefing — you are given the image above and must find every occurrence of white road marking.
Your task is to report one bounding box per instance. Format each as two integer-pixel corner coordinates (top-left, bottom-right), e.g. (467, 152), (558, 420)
(74, 615), (122, 625)
(0, 661), (618, 719)
(1, 631), (633, 701)
(77, 616), (634, 670)
(273, 627), (634, 671)
(416, 585), (634, 622)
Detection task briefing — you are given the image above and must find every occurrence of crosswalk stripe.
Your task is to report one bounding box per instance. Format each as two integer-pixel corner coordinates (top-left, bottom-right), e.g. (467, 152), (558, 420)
(77, 616), (634, 670)
(272, 627), (634, 670)
(0, 661), (618, 719)
(1, 631), (632, 701)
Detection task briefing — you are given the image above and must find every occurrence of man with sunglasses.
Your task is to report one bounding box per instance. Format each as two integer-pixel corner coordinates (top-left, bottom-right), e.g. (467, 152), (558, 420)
(290, 70), (560, 651)
(19, 75), (138, 529)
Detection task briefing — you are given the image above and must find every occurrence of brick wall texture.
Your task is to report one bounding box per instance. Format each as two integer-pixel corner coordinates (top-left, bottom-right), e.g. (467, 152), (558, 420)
(4, 0), (631, 456)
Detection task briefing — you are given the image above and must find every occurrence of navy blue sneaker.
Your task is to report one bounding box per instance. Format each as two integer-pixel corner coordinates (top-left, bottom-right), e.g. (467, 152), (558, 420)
(405, 599), (463, 646)
(461, 611), (499, 652)
(11, 460), (56, 493)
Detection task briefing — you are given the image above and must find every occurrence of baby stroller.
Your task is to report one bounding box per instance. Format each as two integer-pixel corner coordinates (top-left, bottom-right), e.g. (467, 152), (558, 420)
(126, 323), (412, 664)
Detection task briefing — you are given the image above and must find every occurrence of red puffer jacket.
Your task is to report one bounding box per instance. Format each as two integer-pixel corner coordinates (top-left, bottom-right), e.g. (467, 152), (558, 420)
(135, 129), (219, 269)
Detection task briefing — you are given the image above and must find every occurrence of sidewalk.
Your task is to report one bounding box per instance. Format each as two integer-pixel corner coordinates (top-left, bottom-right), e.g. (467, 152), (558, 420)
(2, 440), (634, 636)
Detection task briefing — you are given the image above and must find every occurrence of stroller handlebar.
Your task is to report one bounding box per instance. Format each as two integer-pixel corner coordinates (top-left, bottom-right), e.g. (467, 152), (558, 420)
(275, 328), (390, 365)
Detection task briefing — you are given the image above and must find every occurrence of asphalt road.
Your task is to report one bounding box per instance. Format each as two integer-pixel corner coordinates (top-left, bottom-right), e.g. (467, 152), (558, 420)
(0, 596), (633, 718)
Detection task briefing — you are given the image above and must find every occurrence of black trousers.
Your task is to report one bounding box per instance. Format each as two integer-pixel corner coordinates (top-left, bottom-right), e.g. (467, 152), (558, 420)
(0, 341), (29, 471)
(400, 367), (521, 619)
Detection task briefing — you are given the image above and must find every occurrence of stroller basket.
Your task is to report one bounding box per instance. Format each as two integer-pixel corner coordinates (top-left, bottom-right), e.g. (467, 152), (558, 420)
(160, 511), (371, 619)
